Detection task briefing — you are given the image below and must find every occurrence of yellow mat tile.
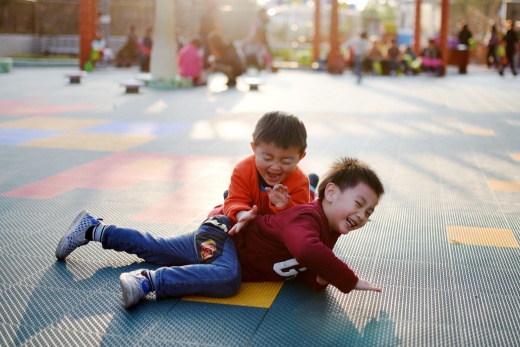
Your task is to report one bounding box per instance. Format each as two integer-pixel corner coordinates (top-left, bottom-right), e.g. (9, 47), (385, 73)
(447, 225), (519, 248)
(183, 282), (284, 308)
(0, 117), (107, 131)
(462, 128), (495, 136)
(511, 153), (520, 161)
(488, 180), (520, 192)
(22, 133), (157, 151)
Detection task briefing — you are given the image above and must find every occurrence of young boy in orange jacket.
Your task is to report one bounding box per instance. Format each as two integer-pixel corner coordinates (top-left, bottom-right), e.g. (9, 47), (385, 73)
(208, 110), (317, 234)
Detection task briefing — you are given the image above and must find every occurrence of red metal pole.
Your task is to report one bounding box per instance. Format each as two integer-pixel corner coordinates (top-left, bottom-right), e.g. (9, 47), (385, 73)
(439, 0), (449, 77)
(414, 0), (421, 56)
(79, 0), (97, 70)
(313, 0), (321, 63)
(327, 0), (343, 74)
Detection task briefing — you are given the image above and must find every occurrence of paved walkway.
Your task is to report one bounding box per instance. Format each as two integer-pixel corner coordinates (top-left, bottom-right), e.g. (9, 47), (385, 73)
(0, 65), (519, 346)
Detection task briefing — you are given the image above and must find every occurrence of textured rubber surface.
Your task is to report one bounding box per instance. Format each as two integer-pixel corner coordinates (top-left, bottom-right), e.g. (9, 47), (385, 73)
(0, 66), (519, 346)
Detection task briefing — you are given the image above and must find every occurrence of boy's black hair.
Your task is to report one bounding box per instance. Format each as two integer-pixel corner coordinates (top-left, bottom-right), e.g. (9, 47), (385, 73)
(252, 111), (307, 154)
(317, 157), (384, 199)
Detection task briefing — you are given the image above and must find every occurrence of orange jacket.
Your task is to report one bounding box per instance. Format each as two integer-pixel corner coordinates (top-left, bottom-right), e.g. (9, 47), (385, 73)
(223, 154), (310, 222)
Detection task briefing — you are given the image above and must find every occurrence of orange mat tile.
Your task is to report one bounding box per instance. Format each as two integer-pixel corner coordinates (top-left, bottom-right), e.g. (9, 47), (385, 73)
(488, 180), (520, 192)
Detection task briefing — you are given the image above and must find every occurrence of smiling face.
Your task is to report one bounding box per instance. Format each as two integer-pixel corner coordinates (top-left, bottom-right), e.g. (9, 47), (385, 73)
(252, 142), (305, 186)
(322, 182), (379, 235)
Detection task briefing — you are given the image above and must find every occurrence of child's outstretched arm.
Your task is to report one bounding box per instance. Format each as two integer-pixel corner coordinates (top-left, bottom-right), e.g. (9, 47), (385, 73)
(228, 205), (258, 235)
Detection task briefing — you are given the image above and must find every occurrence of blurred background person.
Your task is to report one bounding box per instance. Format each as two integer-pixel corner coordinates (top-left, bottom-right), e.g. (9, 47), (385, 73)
(387, 39), (400, 76)
(178, 35), (206, 86)
(206, 31), (246, 87)
(139, 27), (153, 72)
(115, 25), (139, 68)
(486, 24), (499, 69)
(498, 20), (518, 76)
(344, 32), (369, 83)
(366, 38), (384, 75)
(422, 38), (442, 76)
(458, 23), (473, 47)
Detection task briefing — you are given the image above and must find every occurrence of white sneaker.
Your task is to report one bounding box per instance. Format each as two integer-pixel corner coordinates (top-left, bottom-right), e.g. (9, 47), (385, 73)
(119, 270), (151, 308)
(55, 210), (100, 259)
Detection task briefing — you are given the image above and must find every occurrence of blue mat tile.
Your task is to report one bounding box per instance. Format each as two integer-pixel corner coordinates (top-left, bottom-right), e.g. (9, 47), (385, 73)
(252, 281), (366, 346)
(0, 128), (63, 145)
(145, 300), (266, 346)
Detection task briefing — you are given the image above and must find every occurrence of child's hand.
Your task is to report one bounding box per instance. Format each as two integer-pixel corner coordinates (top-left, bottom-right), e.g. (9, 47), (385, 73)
(354, 278), (382, 292)
(316, 275), (328, 286)
(265, 184), (290, 208)
(228, 205), (258, 235)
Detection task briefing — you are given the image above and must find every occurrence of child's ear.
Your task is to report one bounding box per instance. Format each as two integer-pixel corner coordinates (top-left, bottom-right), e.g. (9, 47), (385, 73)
(324, 182), (336, 202)
(250, 142), (256, 152)
(298, 151), (306, 161)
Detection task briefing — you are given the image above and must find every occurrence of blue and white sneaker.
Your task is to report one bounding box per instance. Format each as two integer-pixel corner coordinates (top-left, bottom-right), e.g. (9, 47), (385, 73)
(119, 270), (151, 308)
(55, 210), (100, 260)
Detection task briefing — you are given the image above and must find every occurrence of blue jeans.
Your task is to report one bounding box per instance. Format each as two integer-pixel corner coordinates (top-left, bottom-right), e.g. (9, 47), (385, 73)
(100, 216), (241, 299)
(354, 56), (364, 81)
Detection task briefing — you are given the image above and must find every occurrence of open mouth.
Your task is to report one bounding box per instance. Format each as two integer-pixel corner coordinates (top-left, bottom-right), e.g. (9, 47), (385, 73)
(346, 218), (357, 228)
(266, 172), (281, 183)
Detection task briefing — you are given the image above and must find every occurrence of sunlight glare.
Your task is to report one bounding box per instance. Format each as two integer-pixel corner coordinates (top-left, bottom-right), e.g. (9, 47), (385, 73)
(190, 120), (251, 141)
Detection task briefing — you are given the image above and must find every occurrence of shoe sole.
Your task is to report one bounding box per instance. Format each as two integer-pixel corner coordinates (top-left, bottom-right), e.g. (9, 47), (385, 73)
(119, 273), (137, 309)
(55, 210), (88, 260)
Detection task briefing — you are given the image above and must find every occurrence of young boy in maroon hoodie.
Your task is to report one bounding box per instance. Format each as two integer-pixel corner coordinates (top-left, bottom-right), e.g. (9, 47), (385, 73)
(56, 157), (384, 308)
